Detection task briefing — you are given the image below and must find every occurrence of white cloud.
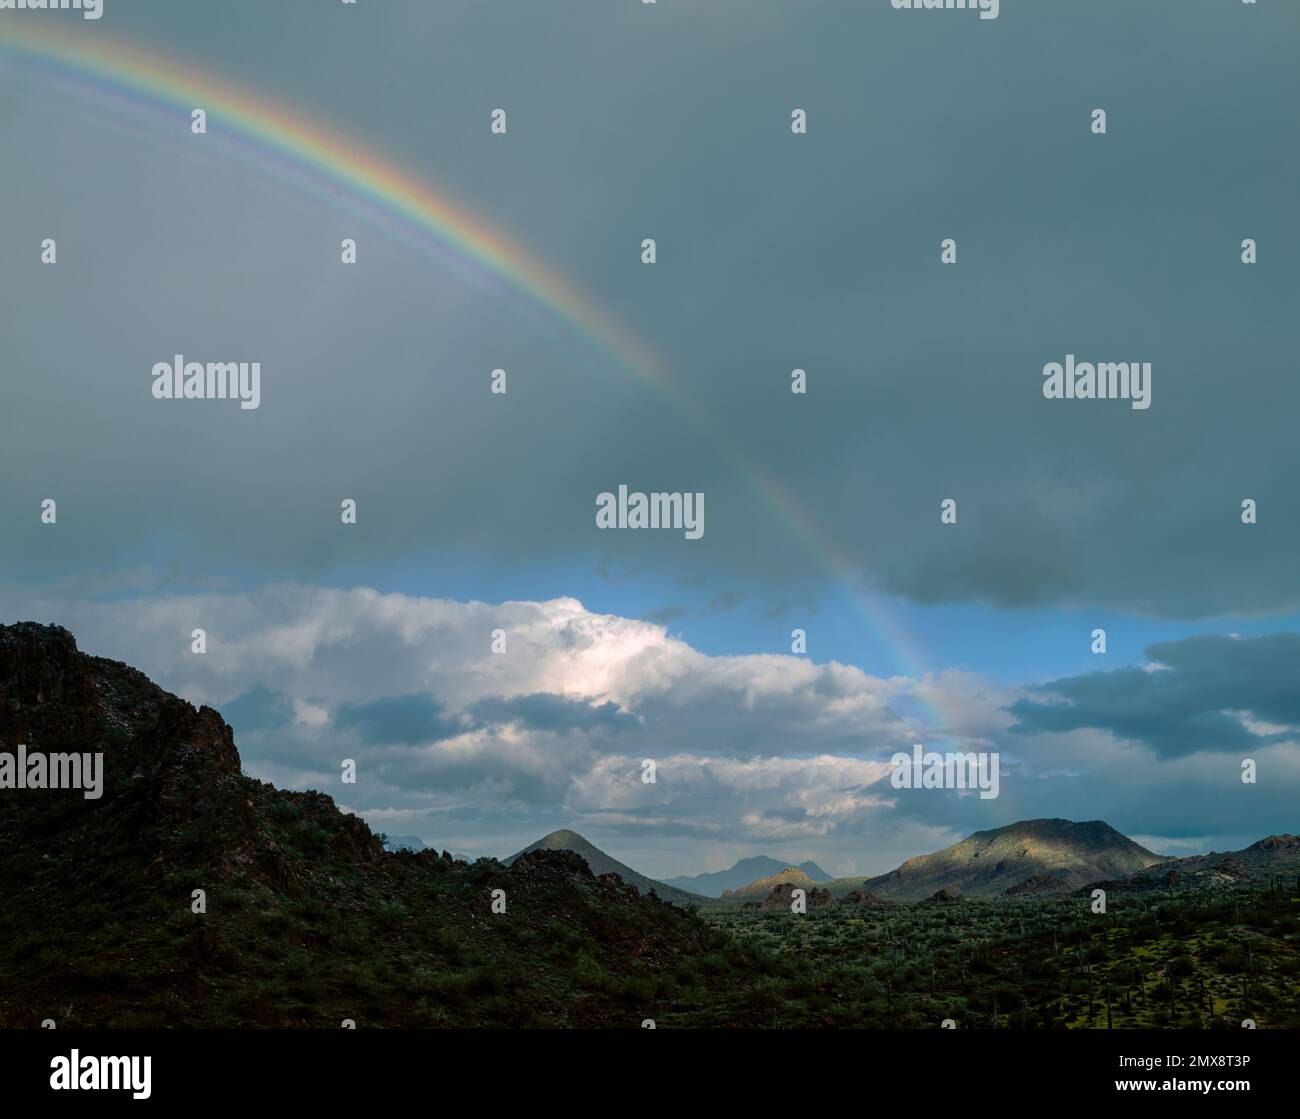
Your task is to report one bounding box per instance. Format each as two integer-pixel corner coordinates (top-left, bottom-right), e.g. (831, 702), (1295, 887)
(5, 583), (1295, 877)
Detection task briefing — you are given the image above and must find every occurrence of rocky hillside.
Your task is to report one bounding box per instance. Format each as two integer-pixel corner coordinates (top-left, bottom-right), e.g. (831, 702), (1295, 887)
(1003, 873), (1070, 897)
(1089, 835), (1300, 896)
(0, 623), (748, 1027)
(1152, 835), (1300, 883)
(505, 829), (699, 906)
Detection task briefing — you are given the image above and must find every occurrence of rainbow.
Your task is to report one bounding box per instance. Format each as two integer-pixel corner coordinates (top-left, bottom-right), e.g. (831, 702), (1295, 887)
(0, 21), (661, 376)
(0, 22), (951, 731)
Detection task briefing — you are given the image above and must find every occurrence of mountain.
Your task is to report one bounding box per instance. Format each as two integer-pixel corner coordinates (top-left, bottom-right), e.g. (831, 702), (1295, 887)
(853, 819), (1164, 902)
(6, 622), (1291, 1029)
(1153, 834), (1300, 882)
(662, 855), (833, 897)
(381, 834), (428, 853)
(1091, 834), (1300, 895)
(722, 865), (819, 901)
(0, 623), (738, 1027)
(505, 829), (700, 906)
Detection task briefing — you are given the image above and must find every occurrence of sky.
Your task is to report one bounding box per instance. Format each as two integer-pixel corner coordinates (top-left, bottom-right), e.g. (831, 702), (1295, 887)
(1, 0), (1297, 879)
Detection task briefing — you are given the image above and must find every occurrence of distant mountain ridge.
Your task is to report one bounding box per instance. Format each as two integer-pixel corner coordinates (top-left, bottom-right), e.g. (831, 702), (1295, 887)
(663, 855), (832, 897)
(1143, 834), (1300, 887)
(723, 865), (823, 900)
(505, 829), (700, 906)
(833, 819), (1165, 902)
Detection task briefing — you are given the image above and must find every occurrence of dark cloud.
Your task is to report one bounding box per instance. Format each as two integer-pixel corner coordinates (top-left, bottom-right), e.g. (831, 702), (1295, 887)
(221, 684), (295, 734)
(369, 728), (594, 808)
(2, 3), (1298, 617)
(469, 693), (636, 735)
(641, 604), (688, 625)
(700, 591), (746, 618)
(334, 694), (460, 746)
(1008, 634), (1300, 757)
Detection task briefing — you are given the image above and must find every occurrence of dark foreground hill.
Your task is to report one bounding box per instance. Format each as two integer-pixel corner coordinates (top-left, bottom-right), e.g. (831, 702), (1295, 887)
(505, 829), (699, 906)
(0, 623), (751, 1028)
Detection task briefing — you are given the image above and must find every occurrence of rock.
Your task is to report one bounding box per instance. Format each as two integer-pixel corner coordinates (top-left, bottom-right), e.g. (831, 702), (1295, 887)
(921, 887), (963, 905)
(837, 888), (895, 907)
(761, 882), (833, 910)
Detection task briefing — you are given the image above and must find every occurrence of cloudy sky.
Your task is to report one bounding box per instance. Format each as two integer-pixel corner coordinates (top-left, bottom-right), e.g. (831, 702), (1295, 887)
(1, 0), (1297, 878)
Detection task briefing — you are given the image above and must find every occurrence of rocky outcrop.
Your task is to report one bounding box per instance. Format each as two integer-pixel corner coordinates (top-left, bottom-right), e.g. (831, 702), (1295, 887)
(760, 882), (832, 910)
(0, 622), (382, 893)
(921, 887), (963, 905)
(838, 888), (895, 907)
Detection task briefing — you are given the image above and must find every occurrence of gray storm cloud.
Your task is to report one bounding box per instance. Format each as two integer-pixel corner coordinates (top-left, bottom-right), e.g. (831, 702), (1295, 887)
(2, 1), (1299, 616)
